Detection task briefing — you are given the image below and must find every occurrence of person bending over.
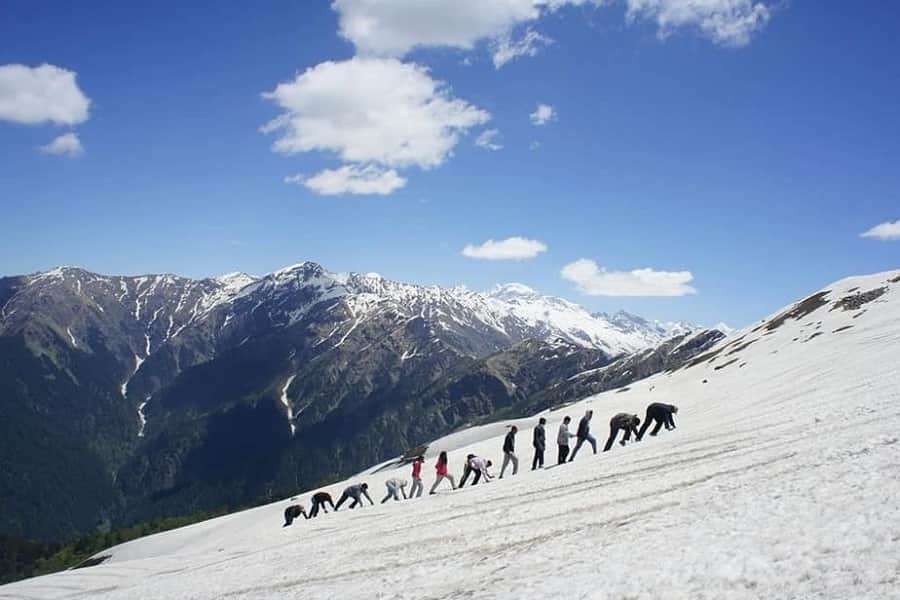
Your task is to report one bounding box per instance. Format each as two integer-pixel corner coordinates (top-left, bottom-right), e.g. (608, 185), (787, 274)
(283, 503), (307, 527)
(335, 483), (374, 510)
(603, 413), (641, 452)
(381, 478), (408, 503)
(637, 403), (679, 440)
(308, 491), (335, 518)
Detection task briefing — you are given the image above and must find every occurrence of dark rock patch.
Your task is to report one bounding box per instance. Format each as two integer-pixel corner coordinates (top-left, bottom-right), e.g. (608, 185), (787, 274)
(73, 555), (111, 570)
(833, 325), (854, 333)
(726, 339), (756, 356)
(713, 358), (739, 371)
(832, 287), (887, 311)
(765, 291), (831, 331)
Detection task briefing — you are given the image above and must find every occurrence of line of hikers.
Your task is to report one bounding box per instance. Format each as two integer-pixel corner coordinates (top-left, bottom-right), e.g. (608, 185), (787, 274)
(283, 402), (679, 526)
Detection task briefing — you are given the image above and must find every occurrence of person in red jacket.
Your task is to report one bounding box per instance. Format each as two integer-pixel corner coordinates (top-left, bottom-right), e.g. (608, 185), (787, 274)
(409, 455), (425, 498)
(429, 451), (456, 494)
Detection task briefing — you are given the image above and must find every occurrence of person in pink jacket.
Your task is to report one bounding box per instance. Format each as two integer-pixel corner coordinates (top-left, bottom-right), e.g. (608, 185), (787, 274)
(409, 455), (425, 498)
(429, 451), (456, 494)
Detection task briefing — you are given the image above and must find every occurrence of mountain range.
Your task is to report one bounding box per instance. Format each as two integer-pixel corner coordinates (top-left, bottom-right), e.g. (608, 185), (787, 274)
(0, 262), (715, 541)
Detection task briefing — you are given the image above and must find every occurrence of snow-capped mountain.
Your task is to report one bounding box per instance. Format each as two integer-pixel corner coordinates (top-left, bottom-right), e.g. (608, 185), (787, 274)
(5, 268), (898, 599)
(0, 261), (703, 543)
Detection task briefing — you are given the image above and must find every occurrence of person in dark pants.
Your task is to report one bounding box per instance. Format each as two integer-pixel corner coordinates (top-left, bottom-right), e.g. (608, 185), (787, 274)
(568, 410), (596, 461)
(459, 453), (477, 487)
(499, 426), (519, 478)
(460, 455), (493, 487)
(335, 483), (374, 510)
(283, 503), (307, 526)
(532, 417), (547, 470)
(603, 413), (641, 452)
(637, 403), (679, 440)
(557, 416), (575, 464)
(308, 491), (335, 518)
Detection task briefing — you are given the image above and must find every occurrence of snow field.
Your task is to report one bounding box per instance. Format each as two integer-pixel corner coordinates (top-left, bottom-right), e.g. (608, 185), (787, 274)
(4, 270), (900, 599)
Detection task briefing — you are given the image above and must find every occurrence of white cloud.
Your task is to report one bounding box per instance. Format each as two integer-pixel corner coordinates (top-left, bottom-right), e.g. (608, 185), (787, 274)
(0, 63), (91, 126)
(492, 27), (554, 68)
(860, 220), (900, 241)
(530, 103), (557, 125)
(38, 132), (84, 157)
(261, 57), (489, 170)
(463, 236), (548, 260)
(529, 140), (541, 150)
(332, 0), (541, 57)
(561, 258), (697, 296)
(625, 0), (771, 47)
(286, 165), (407, 196)
(331, 1), (773, 66)
(475, 128), (503, 151)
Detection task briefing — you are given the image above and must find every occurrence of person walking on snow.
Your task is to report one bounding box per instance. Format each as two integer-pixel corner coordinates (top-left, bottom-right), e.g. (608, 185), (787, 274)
(430, 451), (456, 494)
(308, 491), (335, 518)
(557, 416), (576, 464)
(409, 455), (425, 498)
(499, 425), (519, 478)
(381, 478), (408, 503)
(335, 483), (374, 510)
(532, 417), (547, 470)
(568, 410), (597, 461)
(603, 413), (641, 452)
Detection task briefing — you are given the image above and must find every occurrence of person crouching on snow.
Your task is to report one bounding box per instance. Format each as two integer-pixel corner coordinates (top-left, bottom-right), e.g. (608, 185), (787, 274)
(335, 483), (374, 510)
(381, 478), (408, 503)
(283, 503), (307, 526)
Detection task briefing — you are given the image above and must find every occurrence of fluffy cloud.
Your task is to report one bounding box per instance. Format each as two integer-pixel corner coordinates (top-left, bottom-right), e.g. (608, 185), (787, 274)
(331, 1), (773, 65)
(38, 132), (84, 157)
(860, 220), (900, 241)
(463, 236), (548, 260)
(261, 57), (489, 170)
(625, 0), (771, 47)
(561, 258), (697, 296)
(0, 63), (91, 126)
(285, 165), (407, 196)
(492, 28), (554, 68)
(530, 103), (557, 125)
(332, 0), (540, 57)
(475, 128), (503, 151)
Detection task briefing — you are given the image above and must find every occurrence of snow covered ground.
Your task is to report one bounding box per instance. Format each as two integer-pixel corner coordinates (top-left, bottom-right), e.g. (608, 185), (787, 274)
(4, 270), (900, 600)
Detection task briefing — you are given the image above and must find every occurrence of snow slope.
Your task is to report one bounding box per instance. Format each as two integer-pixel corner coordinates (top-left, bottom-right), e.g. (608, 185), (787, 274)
(4, 270), (899, 600)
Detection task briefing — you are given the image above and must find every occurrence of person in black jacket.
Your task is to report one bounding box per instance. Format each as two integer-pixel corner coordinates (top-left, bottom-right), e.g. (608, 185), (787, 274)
(499, 425), (519, 478)
(568, 410), (596, 461)
(532, 417), (547, 470)
(603, 413), (641, 452)
(637, 403), (679, 440)
(283, 503), (307, 526)
(308, 491), (335, 518)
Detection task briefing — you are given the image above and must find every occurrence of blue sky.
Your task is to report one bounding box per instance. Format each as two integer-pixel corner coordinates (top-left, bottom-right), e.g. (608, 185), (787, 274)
(1, 1), (898, 327)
